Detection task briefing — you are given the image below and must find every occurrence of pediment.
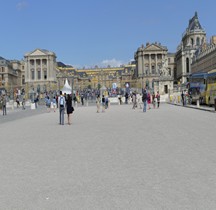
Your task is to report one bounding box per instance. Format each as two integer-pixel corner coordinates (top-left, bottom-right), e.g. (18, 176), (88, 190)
(145, 44), (165, 51)
(30, 49), (47, 56)
(26, 49), (49, 56)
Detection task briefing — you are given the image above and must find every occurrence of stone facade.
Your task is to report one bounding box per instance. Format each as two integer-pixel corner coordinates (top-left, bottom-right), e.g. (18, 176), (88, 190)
(134, 42), (175, 94)
(24, 49), (57, 93)
(0, 57), (25, 96)
(191, 36), (216, 73)
(176, 12), (206, 83)
(57, 64), (136, 91)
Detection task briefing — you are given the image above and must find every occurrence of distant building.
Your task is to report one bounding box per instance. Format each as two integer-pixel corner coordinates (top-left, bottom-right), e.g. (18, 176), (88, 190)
(0, 57), (24, 97)
(176, 12), (206, 83)
(24, 49), (57, 94)
(57, 64), (136, 91)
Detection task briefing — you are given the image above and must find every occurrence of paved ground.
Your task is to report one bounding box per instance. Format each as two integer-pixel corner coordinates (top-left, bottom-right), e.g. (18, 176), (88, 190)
(0, 103), (216, 210)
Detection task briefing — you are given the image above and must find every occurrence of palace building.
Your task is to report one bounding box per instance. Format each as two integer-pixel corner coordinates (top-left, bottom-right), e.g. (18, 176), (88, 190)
(134, 42), (175, 94)
(24, 49), (57, 94)
(191, 36), (216, 73)
(0, 12), (214, 98)
(176, 12), (206, 83)
(57, 64), (136, 92)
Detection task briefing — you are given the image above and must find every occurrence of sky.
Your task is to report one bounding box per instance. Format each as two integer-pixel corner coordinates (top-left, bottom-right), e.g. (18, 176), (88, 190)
(0, 0), (216, 68)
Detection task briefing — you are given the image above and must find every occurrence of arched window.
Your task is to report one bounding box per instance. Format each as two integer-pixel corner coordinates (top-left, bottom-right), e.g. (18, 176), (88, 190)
(196, 37), (200, 46)
(186, 58), (190, 73)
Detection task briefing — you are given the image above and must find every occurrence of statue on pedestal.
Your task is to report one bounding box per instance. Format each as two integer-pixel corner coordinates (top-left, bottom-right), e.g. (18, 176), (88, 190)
(160, 58), (169, 77)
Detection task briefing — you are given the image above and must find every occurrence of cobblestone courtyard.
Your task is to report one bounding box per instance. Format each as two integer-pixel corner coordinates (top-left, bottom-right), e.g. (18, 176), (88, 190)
(0, 104), (216, 209)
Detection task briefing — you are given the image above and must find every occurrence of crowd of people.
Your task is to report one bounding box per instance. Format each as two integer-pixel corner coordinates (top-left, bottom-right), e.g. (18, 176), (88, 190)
(0, 88), (161, 125)
(130, 90), (160, 112)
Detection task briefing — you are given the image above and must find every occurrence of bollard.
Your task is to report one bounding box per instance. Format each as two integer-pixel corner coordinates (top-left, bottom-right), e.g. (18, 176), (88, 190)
(196, 99), (200, 107)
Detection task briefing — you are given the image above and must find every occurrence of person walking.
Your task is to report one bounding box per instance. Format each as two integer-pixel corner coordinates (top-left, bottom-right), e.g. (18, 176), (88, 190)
(132, 92), (137, 109)
(101, 95), (105, 112)
(52, 96), (57, 112)
(81, 94), (84, 106)
(16, 96), (20, 108)
(147, 91), (151, 110)
(137, 93), (142, 109)
(46, 96), (51, 112)
(22, 97), (26, 110)
(152, 92), (156, 109)
(96, 95), (100, 113)
(66, 94), (74, 125)
(2, 94), (7, 115)
(125, 92), (129, 104)
(156, 91), (160, 108)
(142, 89), (147, 112)
(181, 91), (185, 106)
(58, 91), (66, 125)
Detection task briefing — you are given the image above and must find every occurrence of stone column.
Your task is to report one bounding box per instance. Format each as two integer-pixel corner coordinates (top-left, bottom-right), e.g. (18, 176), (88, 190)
(155, 53), (158, 74)
(47, 57), (50, 80)
(26, 58), (29, 81)
(34, 59), (37, 81)
(142, 52), (145, 76)
(41, 59), (44, 80)
(138, 52), (142, 77)
(149, 54), (151, 75)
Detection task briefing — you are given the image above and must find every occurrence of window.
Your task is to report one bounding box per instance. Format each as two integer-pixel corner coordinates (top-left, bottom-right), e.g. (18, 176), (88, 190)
(22, 75), (25, 84)
(36, 59), (40, 66)
(164, 85), (168, 94)
(30, 59), (34, 66)
(1, 67), (4, 72)
(186, 58), (190, 73)
(37, 70), (41, 80)
(44, 70), (47, 80)
(42, 59), (47, 65)
(152, 65), (155, 74)
(31, 70), (35, 80)
(191, 38), (194, 47)
(157, 54), (162, 59)
(196, 37), (200, 46)
(145, 65), (149, 75)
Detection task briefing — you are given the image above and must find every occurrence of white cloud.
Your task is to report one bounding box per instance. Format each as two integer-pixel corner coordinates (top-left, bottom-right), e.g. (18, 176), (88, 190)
(16, 1), (28, 10)
(100, 58), (124, 67)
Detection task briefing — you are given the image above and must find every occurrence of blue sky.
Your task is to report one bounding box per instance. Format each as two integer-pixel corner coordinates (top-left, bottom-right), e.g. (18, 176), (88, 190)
(0, 0), (216, 68)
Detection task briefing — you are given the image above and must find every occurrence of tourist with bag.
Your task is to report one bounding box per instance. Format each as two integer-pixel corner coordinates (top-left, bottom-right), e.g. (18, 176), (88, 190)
(58, 91), (66, 125)
(66, 94), (74, 125)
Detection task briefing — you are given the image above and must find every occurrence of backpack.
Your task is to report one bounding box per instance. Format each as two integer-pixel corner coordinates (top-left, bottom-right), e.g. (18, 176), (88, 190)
(142, 92), (147, 102)
(60, 96), (64, 105)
